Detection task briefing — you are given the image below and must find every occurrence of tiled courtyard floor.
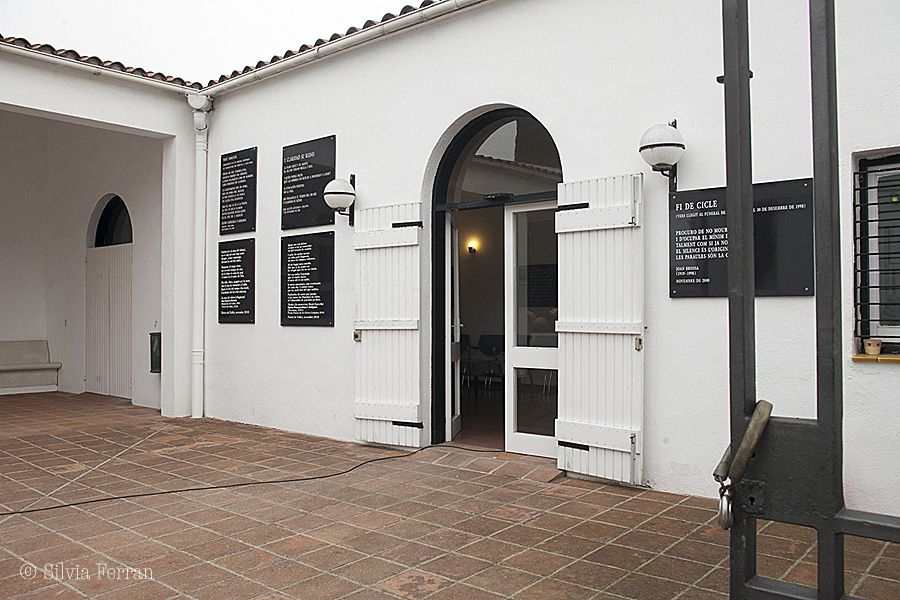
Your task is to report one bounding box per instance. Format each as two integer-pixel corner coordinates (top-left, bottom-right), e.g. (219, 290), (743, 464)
(0, 393), (897, 599)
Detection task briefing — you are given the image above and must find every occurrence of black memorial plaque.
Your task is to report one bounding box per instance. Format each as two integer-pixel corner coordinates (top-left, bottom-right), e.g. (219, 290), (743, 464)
(669, 178), (814, 298)
(218, 239), (255, 323)
(282, 136), (336, 229)
(219, 147), (257, 234)
(281, 232), (334, 327)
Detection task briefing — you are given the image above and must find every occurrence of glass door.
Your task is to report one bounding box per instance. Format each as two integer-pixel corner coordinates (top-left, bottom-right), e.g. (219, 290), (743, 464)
(504, 202), (558, 457)
(445, 216), (462, 440)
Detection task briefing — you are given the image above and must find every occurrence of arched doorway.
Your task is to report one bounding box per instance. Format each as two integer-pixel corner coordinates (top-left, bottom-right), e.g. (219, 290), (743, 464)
(431, 108), (562, 455)
(85, 194), (133, 399)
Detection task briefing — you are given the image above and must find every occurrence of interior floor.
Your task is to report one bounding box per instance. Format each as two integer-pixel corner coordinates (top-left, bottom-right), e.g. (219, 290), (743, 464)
(453, 384), (504, 449)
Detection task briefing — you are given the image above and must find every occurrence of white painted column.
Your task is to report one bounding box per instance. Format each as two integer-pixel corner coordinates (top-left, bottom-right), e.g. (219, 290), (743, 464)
(188, 94), (213, 418)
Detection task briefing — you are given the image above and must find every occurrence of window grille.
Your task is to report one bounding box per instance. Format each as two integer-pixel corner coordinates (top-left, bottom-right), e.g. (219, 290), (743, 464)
(855, 156), (900, 352)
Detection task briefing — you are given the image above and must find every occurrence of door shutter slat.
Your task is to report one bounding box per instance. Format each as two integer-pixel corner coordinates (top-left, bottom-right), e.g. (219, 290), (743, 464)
(556, 174), (644, 484)
(353, 203), (424, 448)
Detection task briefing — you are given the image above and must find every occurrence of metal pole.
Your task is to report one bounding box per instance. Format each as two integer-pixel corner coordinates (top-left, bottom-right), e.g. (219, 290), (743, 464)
(809, 0), (845, 595)
(721, 0), (757, 589)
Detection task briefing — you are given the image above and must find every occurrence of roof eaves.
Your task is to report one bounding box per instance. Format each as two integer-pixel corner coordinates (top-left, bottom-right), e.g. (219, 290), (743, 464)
(0, 34), (202, 90)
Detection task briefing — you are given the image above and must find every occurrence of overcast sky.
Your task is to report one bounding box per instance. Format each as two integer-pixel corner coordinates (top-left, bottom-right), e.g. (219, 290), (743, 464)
(1, 0), (406, 83)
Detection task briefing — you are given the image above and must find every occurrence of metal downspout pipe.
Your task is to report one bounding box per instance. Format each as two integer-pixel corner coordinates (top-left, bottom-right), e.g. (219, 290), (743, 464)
(188, 94), (213, 418)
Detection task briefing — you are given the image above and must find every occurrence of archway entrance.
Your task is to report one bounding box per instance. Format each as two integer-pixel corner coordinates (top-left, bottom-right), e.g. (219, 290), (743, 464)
(431, 109), (562, 455)
(85, 195), (133, 399)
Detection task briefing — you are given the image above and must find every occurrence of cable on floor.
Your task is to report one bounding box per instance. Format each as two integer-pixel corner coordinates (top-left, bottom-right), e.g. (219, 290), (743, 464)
(0, 444), (515, 518)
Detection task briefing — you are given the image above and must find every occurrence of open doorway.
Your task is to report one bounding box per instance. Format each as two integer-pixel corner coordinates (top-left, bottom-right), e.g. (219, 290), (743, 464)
(453, 205), (505, 448)
(433, 108), (563, 456)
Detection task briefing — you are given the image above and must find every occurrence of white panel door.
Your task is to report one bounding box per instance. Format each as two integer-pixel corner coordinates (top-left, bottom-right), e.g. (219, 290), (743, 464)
(504, 201), (558, 458)
(86, 244), (132, 399)
(555, 175), (644, 484)
(86, 248), (109, 395)
(353, 203), (425, 448)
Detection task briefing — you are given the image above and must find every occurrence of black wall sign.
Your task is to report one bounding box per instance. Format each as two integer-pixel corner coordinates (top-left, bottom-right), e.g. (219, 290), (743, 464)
(281, 232), (334, 326)
(218, 239), (255, 323)
(220, 147), (257, 234)
(282, 136), (336, 229)
(670, 178), (814, 298)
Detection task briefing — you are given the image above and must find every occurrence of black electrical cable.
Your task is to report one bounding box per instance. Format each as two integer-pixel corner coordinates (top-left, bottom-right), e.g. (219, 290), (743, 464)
(0, 444), (512, 518)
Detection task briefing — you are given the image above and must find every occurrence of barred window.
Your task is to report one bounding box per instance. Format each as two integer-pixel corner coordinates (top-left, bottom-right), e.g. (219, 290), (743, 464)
(855, 156), (900, 352)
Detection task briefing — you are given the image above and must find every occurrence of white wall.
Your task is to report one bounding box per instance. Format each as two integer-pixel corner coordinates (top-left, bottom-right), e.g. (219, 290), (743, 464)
(0, 110), (164, 407)
(194, 0), (900, 515)
(0, 53), (196, 415)
(0, 117), (48, 342)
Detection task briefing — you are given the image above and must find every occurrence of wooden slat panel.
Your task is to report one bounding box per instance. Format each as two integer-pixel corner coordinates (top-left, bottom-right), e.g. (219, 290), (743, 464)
(556, 175), (644, 484)
(556, 419), (640, 453)
(556, 321), (642, 335)
(353, 203), (424, 447)
(354, 227), (419, 250)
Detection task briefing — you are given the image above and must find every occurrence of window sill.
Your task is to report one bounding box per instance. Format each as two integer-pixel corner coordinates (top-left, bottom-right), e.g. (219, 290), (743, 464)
(851, 354), (900, 364)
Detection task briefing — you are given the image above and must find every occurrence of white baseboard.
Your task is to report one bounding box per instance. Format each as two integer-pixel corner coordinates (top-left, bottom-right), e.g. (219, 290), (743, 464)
(0, 385), (59, 396)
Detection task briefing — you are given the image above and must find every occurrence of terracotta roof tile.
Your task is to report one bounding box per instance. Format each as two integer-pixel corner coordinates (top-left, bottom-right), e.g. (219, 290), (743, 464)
(0, 33), (203, 89)
(0, 1), (449, 92)
(203, 1), (443, 87)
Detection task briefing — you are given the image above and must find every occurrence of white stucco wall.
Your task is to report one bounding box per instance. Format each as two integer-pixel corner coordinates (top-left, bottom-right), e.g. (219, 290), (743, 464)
(0, 52), (197, 415)
(201, 0), (900, 515)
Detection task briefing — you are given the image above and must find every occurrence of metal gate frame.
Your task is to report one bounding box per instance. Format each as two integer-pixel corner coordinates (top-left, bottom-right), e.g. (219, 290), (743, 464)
(722, 1), (900, 597)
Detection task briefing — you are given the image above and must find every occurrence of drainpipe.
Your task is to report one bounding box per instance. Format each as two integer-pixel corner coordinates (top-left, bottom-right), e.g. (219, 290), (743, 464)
(188, 94), (213, 418)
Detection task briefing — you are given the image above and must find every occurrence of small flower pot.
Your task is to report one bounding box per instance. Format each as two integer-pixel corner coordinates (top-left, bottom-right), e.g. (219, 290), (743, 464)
(863, 339), (883, 356)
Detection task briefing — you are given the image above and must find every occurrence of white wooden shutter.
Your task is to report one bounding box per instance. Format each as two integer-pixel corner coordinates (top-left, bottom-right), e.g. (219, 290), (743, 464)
(353, 203), (425, 447)
(555, 175), (644, 484)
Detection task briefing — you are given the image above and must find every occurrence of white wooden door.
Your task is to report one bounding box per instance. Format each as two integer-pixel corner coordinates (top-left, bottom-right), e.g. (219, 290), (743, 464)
(86, 244), (132, 398)
(504, 201), (558, 458)
(555, 175), (644, 484)
(446, 217), (462, 440)
(353, 203), (425, 448)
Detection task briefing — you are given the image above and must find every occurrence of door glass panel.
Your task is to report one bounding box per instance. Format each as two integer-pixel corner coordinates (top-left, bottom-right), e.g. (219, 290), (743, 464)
(515, 368), (557, 436)
(515, 209), (558, 347)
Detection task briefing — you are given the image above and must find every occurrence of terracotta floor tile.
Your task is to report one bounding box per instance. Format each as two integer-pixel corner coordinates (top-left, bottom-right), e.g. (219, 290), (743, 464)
(458, 538), (521, 562)
(375, 569), (451, 599)
(463, 564), (540, 596)
(536, 533), (606, 558)
(333, 556), (407, 585)
(422, 553), (492, 580)
(584, 544), (655, 571)
(214, 548), (282, 572)
(553, 559), (625, 590)
(639, 555), (713, 584)
(378, 540), (446, 567)
(501, 548), (572, 576)
(284, 573), (361, 599)
(665, 539), (729, 565)
(607, 573), (688, 600)
(513, 578), (591, 600)
(420, 528), (481, 551)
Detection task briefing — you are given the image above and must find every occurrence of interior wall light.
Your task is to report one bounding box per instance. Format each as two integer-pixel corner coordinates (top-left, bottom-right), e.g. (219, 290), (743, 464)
(324, 174), (356, 226)
(639, 120), (685, 193)
(467, 240), (478, 255)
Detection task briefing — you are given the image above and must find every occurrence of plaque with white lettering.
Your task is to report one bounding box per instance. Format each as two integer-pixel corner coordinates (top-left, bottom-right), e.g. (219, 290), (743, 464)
(282, 136), (336, 229)
(670, 178), (814, 298)
(219, 147), (257, 234)
(281, 232), (334, 326)
(218, 239), (255, 323)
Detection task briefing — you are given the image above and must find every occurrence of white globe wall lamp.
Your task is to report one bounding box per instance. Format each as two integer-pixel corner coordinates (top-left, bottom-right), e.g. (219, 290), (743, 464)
(639, 120), (685, 193)
(324, 175), (356, 226)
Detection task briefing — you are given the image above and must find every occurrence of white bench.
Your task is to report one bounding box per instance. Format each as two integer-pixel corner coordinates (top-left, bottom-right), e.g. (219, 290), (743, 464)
(0, 340), (62, 395)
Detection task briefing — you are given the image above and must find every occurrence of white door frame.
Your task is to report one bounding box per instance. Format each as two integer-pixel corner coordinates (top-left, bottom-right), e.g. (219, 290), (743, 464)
(445, 216), (462, 440)
(504, 201), (558, 457)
